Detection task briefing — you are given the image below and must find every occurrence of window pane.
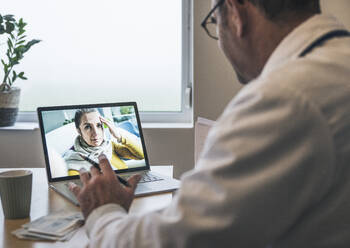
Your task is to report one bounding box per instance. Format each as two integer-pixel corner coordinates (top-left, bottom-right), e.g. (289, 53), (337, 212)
(1, 0), (182, 112)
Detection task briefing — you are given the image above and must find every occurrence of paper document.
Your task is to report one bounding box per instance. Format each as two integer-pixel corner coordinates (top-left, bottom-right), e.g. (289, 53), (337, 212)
(12, 210), (84, 242)
(195, 117), (217, 165)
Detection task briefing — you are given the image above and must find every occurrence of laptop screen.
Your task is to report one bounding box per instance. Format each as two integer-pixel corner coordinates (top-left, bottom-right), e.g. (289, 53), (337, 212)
(37, 102), (149, 182)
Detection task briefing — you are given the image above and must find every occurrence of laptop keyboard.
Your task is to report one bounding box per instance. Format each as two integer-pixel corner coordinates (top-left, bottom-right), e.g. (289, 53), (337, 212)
(121, 172), (164, 184)
(138, 172), (164, 183)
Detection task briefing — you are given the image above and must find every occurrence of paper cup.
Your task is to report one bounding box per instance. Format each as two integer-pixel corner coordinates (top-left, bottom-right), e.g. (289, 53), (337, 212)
(0, 170), (32, 219)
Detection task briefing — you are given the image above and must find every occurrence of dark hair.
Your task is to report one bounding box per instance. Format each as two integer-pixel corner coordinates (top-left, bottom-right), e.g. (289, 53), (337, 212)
(74, 108), (98, 129)
(247, 0), (321, 21)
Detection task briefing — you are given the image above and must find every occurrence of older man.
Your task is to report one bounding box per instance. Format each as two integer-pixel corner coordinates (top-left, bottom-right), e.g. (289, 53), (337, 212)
(70, 0), (350, 247)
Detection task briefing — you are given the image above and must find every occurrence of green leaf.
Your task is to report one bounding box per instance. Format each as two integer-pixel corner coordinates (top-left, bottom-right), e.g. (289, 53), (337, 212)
(9, 56), (20, 66)
(20, 39), (41, 54)
(13, 49), (24, 61)
(18, 72), (27, 80)
(6, 50), (11, 60)
(0, 14), (3, 24)
(3, 15), (15, 22)
(18, 35), (26, 40)
(18, 18), (27, 28)
(7, 38), (13, 49)
(28, 39), (41, 46)
(0, 25), (5, 34)
(3, 61), (8, 74)
(16, 40), (26, 46)
(14, 45), (25, 51)
(14, 45), (25, 55)
(18, 29), (26, 36)
(12, 71), (17, 82)
(5, 22), (15, 33)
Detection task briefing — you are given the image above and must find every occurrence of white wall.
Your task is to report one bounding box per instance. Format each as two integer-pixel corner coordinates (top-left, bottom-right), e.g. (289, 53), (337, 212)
(321, 0), (350, 28)
(0, 0), (349, 179)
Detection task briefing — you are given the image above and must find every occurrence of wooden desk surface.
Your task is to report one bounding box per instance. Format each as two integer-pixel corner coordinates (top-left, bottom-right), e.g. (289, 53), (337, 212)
(0, 167), (173, 248)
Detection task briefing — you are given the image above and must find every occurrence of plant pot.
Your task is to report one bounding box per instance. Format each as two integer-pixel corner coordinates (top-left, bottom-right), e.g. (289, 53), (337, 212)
(0, 87), (21, 127)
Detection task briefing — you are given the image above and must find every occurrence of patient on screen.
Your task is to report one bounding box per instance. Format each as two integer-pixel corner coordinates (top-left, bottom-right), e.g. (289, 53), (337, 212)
(63, 108), (144, 176)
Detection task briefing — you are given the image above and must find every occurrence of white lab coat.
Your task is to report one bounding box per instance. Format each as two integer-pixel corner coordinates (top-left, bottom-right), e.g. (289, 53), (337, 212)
(85, 15), (350, 248)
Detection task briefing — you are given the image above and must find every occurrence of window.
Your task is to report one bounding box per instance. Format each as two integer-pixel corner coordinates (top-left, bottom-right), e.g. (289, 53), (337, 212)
(2, 0), (192, 125)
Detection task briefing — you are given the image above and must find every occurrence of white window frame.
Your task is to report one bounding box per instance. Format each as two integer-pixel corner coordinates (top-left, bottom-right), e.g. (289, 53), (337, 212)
(17, 0), (193, 128)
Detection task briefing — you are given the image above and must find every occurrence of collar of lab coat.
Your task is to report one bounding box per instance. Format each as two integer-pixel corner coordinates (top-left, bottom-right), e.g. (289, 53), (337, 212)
(261, 14), (347, 78)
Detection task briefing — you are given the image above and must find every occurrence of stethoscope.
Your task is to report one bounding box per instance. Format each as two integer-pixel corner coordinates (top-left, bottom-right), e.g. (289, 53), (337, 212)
(299, 30), (350, 57)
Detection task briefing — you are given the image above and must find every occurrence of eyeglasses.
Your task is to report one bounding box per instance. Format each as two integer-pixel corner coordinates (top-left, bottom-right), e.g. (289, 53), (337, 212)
(201, 0), (225, 40)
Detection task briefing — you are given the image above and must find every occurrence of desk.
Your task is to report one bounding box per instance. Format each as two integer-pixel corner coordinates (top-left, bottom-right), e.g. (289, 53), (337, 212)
(0, 166), (173, 248)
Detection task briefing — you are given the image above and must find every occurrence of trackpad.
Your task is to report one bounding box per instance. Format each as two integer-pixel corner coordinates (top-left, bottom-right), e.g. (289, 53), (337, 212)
(135, 184), (152, 195)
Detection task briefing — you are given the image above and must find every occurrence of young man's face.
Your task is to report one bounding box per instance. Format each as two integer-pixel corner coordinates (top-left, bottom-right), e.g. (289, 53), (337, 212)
(78, 112), (104, 147)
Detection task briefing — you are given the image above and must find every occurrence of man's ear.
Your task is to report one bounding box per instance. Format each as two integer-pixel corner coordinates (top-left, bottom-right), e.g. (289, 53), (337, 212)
(226, 0), (248, 37)
(77, 128), (82, 136)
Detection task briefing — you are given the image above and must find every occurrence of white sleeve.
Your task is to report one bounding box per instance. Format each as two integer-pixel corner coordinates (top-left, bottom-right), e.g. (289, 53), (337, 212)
(84, 84), (335, 247)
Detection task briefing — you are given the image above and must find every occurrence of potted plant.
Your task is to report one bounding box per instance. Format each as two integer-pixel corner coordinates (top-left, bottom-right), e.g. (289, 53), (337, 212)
(0, 14), (40, 126)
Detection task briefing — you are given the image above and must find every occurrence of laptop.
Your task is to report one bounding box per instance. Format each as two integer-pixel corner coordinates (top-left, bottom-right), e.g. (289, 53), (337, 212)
(37, 102), (180, 205)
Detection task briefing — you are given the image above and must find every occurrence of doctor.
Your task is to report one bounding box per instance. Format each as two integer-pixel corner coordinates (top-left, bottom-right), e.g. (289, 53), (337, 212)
(70, 0), (350, 247)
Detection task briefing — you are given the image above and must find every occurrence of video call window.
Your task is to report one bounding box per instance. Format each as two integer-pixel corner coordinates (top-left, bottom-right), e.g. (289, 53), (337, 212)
(42, 106), (146, 178)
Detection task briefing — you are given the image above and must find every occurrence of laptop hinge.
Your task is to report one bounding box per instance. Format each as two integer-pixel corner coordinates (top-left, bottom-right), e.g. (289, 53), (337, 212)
(118, 168), (150, 177)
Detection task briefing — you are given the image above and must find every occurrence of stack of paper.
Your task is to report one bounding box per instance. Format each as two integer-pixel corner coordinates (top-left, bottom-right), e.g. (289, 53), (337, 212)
(12, 211), (84, 241)
(195, 117), (217, 166)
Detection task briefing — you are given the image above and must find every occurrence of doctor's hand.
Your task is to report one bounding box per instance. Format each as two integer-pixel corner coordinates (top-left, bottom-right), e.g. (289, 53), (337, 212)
(69, 154), (141, 219)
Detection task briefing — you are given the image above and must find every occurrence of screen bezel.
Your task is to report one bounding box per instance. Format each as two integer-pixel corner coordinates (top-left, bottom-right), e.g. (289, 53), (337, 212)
(37, 102), (150, 182)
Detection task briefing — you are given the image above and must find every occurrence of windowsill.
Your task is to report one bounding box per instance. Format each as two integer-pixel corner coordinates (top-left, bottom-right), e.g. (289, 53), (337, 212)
(0, 122), (193, 131)
(0, 122), (39, 130)
(142, 122), (193, 129)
